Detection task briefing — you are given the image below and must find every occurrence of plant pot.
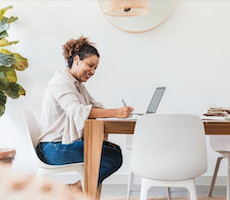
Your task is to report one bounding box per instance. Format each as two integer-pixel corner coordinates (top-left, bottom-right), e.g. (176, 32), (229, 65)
(0, 148), (16, 166)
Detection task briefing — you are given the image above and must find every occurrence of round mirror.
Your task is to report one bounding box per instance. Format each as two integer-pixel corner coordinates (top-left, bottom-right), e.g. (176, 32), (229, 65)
(98, 0), (176, 33)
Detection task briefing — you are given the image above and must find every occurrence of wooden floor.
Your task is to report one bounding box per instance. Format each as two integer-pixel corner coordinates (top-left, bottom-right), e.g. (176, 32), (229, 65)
(101, 185), (226, 197)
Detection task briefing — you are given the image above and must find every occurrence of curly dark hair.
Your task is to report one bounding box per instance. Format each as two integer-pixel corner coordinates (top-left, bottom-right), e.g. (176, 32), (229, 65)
(62, 36), (100, 68)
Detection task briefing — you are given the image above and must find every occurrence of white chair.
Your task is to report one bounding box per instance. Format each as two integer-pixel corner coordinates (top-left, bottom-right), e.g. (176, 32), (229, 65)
(208, 135), (230, 200)
(21, 110), (84, 189)
(130, 114), (208, 200)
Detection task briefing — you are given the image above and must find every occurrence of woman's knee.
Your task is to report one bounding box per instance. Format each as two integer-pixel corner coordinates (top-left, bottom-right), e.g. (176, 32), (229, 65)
(111, 147), (123, 170)
(101, 144), (123, 170)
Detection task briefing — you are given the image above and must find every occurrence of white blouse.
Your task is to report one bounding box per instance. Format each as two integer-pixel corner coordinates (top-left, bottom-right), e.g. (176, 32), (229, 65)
(38, 69), (104, 144)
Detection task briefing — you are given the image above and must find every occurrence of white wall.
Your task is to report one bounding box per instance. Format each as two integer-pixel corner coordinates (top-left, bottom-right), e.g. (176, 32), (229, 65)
(1, 0), (230, 184)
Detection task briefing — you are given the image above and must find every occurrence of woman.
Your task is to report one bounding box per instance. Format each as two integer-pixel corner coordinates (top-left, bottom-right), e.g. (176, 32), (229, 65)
(36, 36), (134, 191)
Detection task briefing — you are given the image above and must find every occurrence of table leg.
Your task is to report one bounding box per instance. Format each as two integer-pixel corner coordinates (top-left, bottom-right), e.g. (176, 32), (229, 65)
(96, 184), (102, 200)
(84, 120), (104, 199)
(104, 133), (109, 141)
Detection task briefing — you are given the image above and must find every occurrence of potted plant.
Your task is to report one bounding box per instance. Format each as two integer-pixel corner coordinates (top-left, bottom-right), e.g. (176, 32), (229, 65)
(0, 5), (28, 164)
(0, 5), (28, 117)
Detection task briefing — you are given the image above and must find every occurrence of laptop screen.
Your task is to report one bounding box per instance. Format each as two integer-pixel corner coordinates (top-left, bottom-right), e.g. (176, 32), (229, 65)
(146, 87), (166, 114)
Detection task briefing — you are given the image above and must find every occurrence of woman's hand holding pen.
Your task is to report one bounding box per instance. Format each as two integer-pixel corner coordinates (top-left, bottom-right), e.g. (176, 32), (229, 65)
(115, 106), (134, 118)
(114, 99), (134, 118)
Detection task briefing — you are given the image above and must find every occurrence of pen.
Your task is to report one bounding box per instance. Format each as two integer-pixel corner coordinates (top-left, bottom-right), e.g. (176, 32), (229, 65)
(122, 99), (127, 107)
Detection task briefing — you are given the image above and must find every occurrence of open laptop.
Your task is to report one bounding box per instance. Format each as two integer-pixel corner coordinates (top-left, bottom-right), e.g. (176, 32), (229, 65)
(130, 87), (166, 117)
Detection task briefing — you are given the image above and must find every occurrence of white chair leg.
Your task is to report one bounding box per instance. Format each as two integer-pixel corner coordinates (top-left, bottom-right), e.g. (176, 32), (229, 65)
(131, 172), (135, 192)
(140, 178), (152, 200)
(186, 179), (198, 200)
(76, 168), (85, 192)
(208, 157), (224, 196)
(80, 177), (84, 192)
(167, 187), (171, 200)
(227, 156), (230, 200)
(36, 168), (48, 178)
(127, 171), (134, 200)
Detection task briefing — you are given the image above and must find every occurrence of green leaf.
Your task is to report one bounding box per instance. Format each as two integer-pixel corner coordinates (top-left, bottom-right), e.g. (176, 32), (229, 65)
(12, 53), (28, 71)
(0, 38), (18, 47)
(0, 17), (10, 35)
(0, 23), (10, 34)
(0, 91), (7, 106)
(0, 72), (9, 90)
(0, 66), (14, 73)
(0, 31), (8, 40)
(0, 49), (28, 70)
(0, 105), (5, 117)
(0, 49), (9, 54)
(0, 53), (16, 67)
(6, 16), (18, 24)
(0, 16), (8, 26)
(18, 85), (25, 96)
(3, 82), (20, 99)
(0, 6), (13, 22)
(5, 69), (17, 82)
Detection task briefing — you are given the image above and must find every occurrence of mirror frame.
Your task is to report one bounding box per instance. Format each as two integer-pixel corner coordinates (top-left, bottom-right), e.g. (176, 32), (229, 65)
(98, 0), (176, 33)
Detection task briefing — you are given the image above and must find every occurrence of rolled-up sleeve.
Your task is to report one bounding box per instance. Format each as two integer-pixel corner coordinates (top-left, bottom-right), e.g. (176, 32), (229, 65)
(62, 104), (92, 144)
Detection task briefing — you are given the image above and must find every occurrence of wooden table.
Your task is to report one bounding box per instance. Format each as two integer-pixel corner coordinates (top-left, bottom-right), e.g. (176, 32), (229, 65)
(84, 119), (230, 199)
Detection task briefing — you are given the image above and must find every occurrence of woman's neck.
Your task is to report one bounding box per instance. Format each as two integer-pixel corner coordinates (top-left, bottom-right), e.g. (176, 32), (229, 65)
(67, 69), (80, 82)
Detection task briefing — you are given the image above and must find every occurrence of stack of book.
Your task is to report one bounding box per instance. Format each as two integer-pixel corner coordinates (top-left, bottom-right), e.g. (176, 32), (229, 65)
(204, 107), (230, 116)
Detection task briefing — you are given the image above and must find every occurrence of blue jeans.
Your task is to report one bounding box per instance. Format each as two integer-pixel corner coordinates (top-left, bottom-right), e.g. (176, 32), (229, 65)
(36, 140), (123, 185)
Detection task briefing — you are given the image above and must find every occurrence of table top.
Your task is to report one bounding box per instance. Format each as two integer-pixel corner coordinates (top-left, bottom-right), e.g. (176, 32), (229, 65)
(94, 118), (230, 135)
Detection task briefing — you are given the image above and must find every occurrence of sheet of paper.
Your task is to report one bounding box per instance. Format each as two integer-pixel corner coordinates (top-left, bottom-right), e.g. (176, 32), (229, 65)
(96, 117), (137, 121)
(199, 116), (225, 120)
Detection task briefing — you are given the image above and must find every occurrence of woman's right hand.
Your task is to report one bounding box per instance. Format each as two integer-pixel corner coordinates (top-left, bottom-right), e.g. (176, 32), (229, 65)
(115, 106), (134, 118)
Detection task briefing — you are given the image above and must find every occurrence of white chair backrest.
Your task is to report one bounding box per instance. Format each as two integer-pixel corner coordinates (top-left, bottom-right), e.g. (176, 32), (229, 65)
(210, 135), (230, 152)
(130, 114), (207, 181)
(22, 110), (42, 165)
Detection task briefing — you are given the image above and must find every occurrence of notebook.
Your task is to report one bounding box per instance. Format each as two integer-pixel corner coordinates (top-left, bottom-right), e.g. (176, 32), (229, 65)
(130, 86), (166, 117)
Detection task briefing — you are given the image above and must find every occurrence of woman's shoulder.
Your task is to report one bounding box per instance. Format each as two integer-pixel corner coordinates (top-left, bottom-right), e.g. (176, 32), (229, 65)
(49, 69), (76, 86)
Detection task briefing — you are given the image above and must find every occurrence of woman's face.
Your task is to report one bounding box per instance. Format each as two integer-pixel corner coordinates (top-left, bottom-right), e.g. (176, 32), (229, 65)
(71, 55), (99, 82)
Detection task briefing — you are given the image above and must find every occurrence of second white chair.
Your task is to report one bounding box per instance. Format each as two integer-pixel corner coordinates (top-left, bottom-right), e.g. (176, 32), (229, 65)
(21, 110), (85, 189)
(130, 114), (208, 200)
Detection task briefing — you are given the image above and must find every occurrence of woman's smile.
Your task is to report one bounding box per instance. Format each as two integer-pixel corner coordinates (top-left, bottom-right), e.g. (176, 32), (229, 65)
(85, 72), (91, 79)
